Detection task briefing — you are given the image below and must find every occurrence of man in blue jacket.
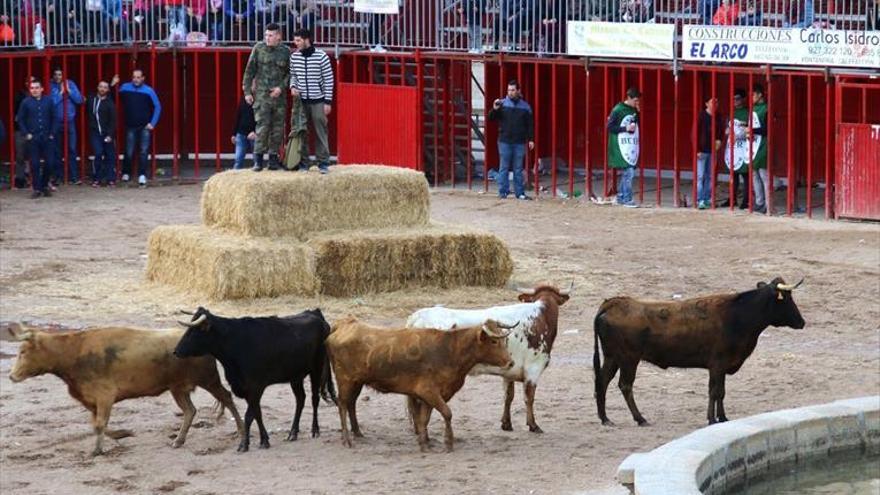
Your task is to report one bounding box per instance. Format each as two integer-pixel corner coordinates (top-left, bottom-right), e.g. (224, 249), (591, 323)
(488, 80), (535, 200)
(16, 79), (58, 199)
(50, 67), (84, 185)
(119, 69), (161, 187)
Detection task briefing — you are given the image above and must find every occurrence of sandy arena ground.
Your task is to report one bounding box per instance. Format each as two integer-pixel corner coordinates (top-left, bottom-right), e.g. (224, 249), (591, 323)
(0, 182), (878, 494)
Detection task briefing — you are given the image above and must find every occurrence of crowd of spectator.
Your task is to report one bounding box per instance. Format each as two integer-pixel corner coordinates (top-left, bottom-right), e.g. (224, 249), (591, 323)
(1, 0), (876, 51)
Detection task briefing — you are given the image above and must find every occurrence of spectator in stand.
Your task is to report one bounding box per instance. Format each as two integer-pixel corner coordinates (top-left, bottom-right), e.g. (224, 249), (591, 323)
(231, 95), (256, 169)
(119, 69), (161, 187)
(206, 0), (224, 41)
(536, 0), (567, 54)
(86, 76), (119, 187)
(785, 0), (814, 27)
(1, 10), (17, 46)
(712, 0), (739, 25)
(459, 0), (484, 54)
(868, 0), (879, 30)
(701, 0), (721, 25)
(186, 0), (208, 36)
(253, 0), (283, 36)
(224, 0), (253, 41)
(132, 0), (161, 41)
(740, 0), (762, 26)
(620, 0), (652, 22)
(164, 0), (188, 45)
(367, 14), (387, 52)
(49, 67), (84, 185)
(695, 96), (724, 210)
(83, 0), (104, 43)
(102, 0), (130, 43)
(16, 79), (57, 198)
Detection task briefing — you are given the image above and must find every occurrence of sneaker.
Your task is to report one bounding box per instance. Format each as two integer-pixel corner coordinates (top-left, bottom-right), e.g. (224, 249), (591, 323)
(42, 189), (52, 197)
(252, 163), (263, 172)
(698, 200), (709, 210)
(108, 181), (116, 187)
(298, 163), (310, 172)
(48, 183), (58, 192)
(468, 48), (482, 54)
(370, 44), (387, 53)
(92, 181), (100, 188)
(622, 201), (639, 208)
(318, 164), (329, 175)
(30, 191), (42, 199)
(498, 194), (509, 199)
(138, 174), (147, 187)
(122, 173), (130, 182)
(72, 179), (83, 185)
(516, 194), (532, 200)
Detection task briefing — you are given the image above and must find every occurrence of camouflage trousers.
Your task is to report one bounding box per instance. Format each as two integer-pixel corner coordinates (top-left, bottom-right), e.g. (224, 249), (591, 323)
(253, 97), (287, 155)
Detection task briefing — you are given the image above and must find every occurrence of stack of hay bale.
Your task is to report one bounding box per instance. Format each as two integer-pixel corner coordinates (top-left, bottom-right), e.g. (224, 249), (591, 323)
(146, 165), (513, 299)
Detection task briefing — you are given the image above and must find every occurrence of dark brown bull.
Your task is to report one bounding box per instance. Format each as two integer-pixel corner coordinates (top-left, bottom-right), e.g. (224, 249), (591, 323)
(593, 277), (805, 426)
(326, 317), (514, 452)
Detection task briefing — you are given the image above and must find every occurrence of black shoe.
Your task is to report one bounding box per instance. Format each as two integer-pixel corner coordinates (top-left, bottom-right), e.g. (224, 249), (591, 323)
(252, 164), (263, 172)
(30, 191), (42, 199)
(739, 203), (750, 210)
(42, 189), (52, 197)
(267, 156), (279, 171)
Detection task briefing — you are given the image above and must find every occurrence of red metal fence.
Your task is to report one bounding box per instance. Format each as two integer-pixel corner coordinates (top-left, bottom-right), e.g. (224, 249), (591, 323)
(834, 77), (880, 220)
(3, 48), (879, 220)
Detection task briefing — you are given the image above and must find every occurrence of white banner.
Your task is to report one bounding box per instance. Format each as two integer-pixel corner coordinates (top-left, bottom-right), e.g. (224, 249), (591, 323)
(354, 0), (397, 14)
(566, 22), (675, 60)
(682, 26), (880, 69)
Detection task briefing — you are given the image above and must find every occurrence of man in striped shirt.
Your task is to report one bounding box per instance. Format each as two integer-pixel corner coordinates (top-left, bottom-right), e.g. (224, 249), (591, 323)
(289, 28), (334, 174)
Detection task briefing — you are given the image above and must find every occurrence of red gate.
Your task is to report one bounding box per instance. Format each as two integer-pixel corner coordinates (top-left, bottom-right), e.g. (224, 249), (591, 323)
(835, 124), (880, 221)
(337, 83), (420, 168)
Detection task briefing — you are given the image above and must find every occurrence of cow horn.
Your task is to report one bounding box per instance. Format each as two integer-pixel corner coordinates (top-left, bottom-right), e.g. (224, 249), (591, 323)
(559, 281), (574, 296)
(482, 320), (513, 338)
(517, 287), (536, 296)
(495, 320), (519, 330)
(776, 278), (805, 291)
(179, 309), (195, 316)
(177, 314), (208, 328)
(7, 323), (34, 341)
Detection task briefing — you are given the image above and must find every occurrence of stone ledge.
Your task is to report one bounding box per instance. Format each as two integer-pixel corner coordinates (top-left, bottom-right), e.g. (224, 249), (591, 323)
(616, 395), (880, 495)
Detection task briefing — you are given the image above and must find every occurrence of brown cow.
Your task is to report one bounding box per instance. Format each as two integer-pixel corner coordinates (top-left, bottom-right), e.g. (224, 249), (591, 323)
(593, 278), (805, 426)
(326, 318), (514, 452)
(8, 324), (244, 455)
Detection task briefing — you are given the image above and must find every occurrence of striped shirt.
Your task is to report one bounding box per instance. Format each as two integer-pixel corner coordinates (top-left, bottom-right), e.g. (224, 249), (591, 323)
(289, 46), (334, 104)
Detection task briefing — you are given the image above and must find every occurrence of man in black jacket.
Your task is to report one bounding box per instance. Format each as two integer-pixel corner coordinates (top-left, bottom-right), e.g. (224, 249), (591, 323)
(231, 96), (256, 169)
(488, 80), (535, 200)
(86, 78), (119, 187)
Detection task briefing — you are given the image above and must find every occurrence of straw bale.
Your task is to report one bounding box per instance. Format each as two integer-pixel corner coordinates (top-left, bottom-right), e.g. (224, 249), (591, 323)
(308, 223), (513, 297)
(201, 165), (430, 239)
(146, 225), (317, 299)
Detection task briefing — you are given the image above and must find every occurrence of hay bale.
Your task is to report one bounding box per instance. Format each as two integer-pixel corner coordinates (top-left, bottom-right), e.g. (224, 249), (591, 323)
(308, 224), (513, 297)
(146, 225), (317, 299)
(201, 165), (430, 239)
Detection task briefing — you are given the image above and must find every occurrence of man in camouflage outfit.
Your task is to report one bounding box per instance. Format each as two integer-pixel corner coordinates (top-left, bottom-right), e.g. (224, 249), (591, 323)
(242, 22), (290, 171)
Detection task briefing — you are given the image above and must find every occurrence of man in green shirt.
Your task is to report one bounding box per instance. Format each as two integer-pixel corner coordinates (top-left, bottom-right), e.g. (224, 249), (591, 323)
(606, 87), (641, 207)
(749, 84), (769, 214)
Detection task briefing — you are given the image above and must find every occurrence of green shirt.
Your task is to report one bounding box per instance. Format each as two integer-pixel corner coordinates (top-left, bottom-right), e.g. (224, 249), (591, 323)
(242, 42), (291, 101)
(606, 102), (639, 169)
(751, 101), (768, 170)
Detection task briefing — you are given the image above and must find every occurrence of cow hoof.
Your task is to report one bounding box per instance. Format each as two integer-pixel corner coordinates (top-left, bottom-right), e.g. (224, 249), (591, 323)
(91, 448), (104, 457)
(708, 418), (717, 425)
(286, 432), (298, 442)
(528, 425), (544, 433)
(237, 442), (249, 452)
(718, 416), (729, 423)
(637, 419), (650, 427)
(500, 422), (513, 431)
(600, 419), (615, 427)
(342, 438), (352, 448)
(352, 430), (364, 438)
(258, 440), (270, 449)
(311, 429), (320, 438)
(172, 438), (185, 448)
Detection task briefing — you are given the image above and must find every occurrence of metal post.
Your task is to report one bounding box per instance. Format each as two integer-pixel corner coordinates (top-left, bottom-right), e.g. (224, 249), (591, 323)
(215, 51), (221, 171)
(194, 51), (200, 179)
(567, 64), (574, 198)
(806, 75), (813, 218)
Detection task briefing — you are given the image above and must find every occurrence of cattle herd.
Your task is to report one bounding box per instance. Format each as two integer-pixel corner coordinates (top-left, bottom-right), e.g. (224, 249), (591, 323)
(7, 279), (805, 457)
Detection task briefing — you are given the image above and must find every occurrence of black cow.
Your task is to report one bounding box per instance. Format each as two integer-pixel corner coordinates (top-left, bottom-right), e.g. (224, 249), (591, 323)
(174, 307), (336, 452)
(593, 277), (806, 426)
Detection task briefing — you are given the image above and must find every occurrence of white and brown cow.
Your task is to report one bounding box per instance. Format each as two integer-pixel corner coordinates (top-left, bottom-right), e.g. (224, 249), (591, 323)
(406, 283), (570, 433)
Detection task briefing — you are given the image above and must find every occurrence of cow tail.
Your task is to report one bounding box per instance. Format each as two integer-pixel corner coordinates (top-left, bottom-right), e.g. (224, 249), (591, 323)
(320, 351), (337, 405)
(593, 310), (605, 400)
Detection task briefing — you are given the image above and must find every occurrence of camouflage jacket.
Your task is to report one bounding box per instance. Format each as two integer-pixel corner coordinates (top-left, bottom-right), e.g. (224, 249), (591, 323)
(242, 42), (291, 100)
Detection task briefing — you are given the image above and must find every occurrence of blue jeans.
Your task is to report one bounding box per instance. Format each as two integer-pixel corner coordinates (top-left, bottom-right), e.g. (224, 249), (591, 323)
(124, 126), (151, 178)
(90, 131), (117, 183)
(233, 133), (253, 169)
(617, 166), (636, 205)
(497, 141), (526, 197)
(700, 0), (721, 24)
(696, 152), (712, 203)
(53, 123), (78, 182)
(28, 136), (52, 192)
